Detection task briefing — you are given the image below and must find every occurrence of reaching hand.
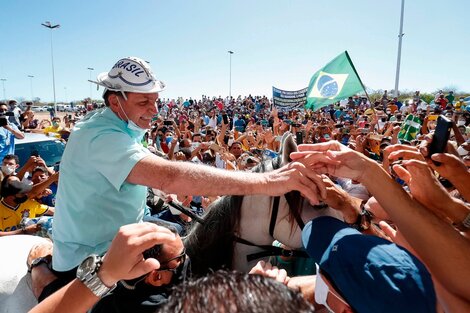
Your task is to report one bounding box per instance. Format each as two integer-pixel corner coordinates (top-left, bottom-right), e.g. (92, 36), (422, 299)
(24, 224), (41, 235)
(428, 153), (469, 182)
(249, 261), (290, 285)
(265, 160), (327, 205)
(98, 223), (178, 287)
(291, 141), (375, 182)
(392, 159), (452, 217)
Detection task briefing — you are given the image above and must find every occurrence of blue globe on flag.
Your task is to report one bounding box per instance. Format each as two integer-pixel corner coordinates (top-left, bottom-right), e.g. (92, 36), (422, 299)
(317, 75), (339, 98)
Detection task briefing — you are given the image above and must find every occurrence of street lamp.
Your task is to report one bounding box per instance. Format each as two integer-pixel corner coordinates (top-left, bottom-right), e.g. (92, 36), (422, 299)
(87, 67), (94, 100)
(394, 0), (405, 97)
(28, 75), (35, 102)
(0, 79), (6, 101)
(228, 50), (234, 98)
(41, 21), (60, 115)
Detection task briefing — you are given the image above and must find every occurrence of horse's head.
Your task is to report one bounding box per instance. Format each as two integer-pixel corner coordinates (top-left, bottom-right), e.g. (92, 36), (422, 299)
(250, 132), (330, 250)
(185, 132), (338, 275)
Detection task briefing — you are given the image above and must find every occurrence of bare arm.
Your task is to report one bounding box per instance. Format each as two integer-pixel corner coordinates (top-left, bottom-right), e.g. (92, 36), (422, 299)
(127, 154), (327, 204)
(293, 142), (470, 299)
(29, 223), (178, 313)
(28, 172), (59, 200)
(3, 124), (24, 139)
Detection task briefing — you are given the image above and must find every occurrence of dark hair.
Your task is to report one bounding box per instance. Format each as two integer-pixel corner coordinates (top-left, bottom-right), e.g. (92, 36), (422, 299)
(159, 270), (314, 313)
(0, 176), (21, 198)
(2, 154), (19, 165)
(179, 148), (192, 160)
(103, 90), (127, 107)
(32, 166), (49, 176)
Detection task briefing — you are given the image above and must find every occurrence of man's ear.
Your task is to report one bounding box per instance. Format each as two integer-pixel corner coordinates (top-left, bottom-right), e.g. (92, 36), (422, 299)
(108, 94), (119, 108)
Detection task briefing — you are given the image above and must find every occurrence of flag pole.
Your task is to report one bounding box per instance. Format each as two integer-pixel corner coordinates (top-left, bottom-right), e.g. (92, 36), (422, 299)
(344, 51), (375, 110)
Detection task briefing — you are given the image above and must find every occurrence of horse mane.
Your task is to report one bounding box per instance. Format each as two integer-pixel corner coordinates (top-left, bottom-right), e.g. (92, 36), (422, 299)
(184, 195), (243, 277)
(184, 132), (302, 277)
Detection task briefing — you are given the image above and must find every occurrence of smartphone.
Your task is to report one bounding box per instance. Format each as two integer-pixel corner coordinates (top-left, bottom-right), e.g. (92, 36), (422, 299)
(222, 114), (229, 124)
(428, 115), (452, 162)
(163, 120), (173, 126)
(295, 131), (303, 145)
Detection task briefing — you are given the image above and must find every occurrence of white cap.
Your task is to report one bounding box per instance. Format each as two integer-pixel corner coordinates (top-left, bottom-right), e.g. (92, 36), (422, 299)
(91, 57), (165, 97)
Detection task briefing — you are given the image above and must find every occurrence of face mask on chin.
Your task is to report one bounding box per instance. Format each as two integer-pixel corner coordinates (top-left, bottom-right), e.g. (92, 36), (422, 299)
(116, 97), (148, 136)
(315, 274), (334, 313)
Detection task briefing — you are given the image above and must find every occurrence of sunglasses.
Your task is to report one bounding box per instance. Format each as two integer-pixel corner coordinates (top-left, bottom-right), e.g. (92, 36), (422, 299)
(157, 249), (186, 272)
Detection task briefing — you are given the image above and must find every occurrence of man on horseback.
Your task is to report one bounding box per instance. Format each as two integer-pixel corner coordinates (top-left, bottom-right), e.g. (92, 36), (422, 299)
(29, 56), (328, 303)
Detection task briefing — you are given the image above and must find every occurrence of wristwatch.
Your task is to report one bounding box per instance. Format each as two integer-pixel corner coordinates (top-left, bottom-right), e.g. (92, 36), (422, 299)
(28, 255), (52, 273)
(76, 254), (116, 298)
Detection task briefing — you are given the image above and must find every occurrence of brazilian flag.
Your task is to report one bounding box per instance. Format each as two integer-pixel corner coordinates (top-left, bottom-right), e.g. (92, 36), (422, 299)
(398, 114), (422, 141)
(306, 51), (365, 111)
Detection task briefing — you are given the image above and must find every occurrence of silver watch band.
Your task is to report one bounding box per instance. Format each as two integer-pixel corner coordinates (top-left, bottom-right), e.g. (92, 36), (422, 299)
(84, 274), (115, 298)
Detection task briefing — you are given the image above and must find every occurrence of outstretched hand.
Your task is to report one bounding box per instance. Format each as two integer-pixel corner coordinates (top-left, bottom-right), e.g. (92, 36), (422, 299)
(291, 141), (374, 182)
(98, 223), (178, 287)
(267, 160), (328, 205)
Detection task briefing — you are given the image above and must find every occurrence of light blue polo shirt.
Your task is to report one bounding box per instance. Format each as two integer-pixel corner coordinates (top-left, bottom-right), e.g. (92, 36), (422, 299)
(52, 108), (151, 271)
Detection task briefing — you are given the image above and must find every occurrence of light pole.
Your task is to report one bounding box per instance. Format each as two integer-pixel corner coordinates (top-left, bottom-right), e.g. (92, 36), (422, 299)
(41, 21), (60, 115)
(87, 67), (94, 100)
(0, 79), (6, 101)
(28, 75), (35, 102)
(228, 50), (234, 98)
(394, 0), (405, 97)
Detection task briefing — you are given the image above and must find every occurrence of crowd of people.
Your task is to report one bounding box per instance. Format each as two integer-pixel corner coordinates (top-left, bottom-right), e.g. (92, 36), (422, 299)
(0, 55), (469, 312)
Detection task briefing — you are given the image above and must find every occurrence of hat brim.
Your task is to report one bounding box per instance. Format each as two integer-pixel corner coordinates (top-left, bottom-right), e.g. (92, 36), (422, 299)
(92, 71), (165, 93)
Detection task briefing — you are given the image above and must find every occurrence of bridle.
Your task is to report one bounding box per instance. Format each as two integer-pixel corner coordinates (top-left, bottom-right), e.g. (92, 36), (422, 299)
(233, 158), (309, 262)
(232, 194), (309, 262)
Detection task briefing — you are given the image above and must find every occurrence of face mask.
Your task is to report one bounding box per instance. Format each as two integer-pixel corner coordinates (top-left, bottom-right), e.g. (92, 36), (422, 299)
(116, 98), (147, 136)
(165, 136), (173, 145)
(1, 165), (15, 175)
(14, 195), (28, 204)
(457, 120), (466, 126)
(315, 274), (334, 313)
(52, 122), (59, 127)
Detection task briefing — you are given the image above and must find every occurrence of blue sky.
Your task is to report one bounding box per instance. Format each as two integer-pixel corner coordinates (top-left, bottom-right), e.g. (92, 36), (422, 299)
(0, 0), (469, 103)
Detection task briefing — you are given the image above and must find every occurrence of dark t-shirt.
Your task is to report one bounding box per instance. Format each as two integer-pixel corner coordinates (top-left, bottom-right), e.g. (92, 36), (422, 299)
(91, 283), (172, 313)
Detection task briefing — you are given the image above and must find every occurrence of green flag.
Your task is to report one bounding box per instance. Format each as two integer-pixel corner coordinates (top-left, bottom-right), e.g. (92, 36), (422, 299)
(306, 51), (365, 111)
(398, 114), (422, 141)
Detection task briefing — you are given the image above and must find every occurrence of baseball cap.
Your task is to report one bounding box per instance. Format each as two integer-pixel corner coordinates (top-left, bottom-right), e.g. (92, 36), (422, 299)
(91, 57), (165, 99)
(302, 216), (436, 313)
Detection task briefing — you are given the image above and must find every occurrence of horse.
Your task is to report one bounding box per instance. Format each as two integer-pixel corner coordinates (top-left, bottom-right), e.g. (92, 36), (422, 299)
(184, 132), (341, 276)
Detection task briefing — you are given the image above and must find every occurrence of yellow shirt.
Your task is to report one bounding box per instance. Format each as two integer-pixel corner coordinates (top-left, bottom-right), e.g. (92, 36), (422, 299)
(43, 125), (62, 138)
(0, 199), (48, 232)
